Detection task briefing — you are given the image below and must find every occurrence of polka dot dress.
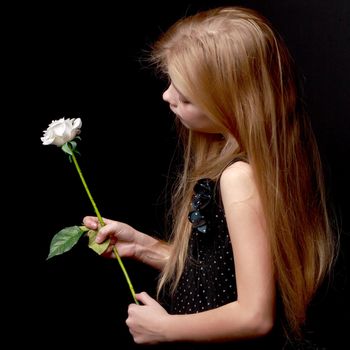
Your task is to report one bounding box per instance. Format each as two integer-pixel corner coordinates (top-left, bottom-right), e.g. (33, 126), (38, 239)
(171, 178), (237, 314)
(164, 177), (301, 349)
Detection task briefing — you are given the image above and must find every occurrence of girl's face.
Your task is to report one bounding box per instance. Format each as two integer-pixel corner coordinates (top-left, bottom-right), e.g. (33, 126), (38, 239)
(162, 83), (220, 133)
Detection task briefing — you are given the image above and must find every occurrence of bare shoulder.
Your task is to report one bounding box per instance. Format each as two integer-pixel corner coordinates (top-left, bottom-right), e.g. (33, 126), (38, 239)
(220, 161), (258, 203)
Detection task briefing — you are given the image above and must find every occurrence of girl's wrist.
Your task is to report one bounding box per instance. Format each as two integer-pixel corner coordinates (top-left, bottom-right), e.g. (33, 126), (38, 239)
(161, 314), (180, 343)
(136, 236), (171, 270)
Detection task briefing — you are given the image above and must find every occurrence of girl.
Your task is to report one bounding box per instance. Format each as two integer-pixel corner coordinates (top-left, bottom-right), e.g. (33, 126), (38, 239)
(83, 6), (336, 348)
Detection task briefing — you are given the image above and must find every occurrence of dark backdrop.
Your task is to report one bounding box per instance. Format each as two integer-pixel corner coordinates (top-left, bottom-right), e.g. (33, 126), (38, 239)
(17, 0), (350, 349)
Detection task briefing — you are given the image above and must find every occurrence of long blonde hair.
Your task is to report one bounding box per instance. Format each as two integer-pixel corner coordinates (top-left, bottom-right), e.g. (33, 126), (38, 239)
(151, 6), (336, 337)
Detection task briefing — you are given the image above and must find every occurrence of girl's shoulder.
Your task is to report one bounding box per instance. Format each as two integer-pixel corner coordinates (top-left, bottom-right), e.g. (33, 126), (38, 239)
(220, 161), (257, 203)
(221, 160), (252, 178)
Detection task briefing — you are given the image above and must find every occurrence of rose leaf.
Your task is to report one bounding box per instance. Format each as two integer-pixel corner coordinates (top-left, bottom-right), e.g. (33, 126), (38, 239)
(87, 229), (110, 255)
(46, 226), (85, 260)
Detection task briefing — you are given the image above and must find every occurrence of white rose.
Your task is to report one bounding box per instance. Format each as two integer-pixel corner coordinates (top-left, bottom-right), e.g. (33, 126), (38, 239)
(41, 118), (82, 146)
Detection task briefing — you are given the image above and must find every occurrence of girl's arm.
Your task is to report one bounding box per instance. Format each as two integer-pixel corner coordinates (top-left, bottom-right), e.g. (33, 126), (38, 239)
(83, 216), (171, 270)
(126, 161), (275, 344)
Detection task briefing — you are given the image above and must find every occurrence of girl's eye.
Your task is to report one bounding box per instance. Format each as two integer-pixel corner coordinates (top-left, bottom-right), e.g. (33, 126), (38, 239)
(180, 98), (191, 104)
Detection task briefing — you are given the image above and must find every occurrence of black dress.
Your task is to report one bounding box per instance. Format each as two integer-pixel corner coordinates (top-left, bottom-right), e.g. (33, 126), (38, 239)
(171, 178), (237, 315)
(159, 178), (324, 350)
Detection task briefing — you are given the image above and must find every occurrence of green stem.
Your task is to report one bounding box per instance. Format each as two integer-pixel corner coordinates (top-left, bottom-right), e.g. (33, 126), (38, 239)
(71, 151), (104, 228)
(69, 145), (138, 304)
(113, 247), (139, 304)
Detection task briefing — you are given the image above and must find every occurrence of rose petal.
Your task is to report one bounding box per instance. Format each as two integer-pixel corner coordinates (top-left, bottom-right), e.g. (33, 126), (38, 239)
(41, 117), (82, 146)
(72, 118), (82, 129)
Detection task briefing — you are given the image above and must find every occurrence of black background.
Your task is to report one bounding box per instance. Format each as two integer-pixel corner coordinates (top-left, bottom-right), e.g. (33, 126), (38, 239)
(13, 0), (350, 348)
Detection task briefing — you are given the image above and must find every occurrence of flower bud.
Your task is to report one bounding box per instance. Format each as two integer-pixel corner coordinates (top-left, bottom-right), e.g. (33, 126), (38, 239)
(41, 118), (82, 146)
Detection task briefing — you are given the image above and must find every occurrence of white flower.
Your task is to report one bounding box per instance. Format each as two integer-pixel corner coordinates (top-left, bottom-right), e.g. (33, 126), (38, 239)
(41, 118), (82, 146)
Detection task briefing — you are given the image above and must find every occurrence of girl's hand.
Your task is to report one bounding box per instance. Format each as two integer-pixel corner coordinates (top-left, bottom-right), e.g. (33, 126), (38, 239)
(83, 216), (170, 270)
(82, 216), (138, 259)
(126, 292), (170, 344)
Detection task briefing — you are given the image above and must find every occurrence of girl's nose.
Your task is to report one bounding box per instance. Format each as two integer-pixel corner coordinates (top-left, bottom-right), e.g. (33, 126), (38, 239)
(163, 85), (177, 107)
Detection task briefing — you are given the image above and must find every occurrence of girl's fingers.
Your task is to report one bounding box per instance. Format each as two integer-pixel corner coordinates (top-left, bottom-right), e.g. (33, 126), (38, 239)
(135, 292), (159, 306)
(82, 216), (115, 230)
(82, 216), (98, 228)
(96, 222), (122, 243)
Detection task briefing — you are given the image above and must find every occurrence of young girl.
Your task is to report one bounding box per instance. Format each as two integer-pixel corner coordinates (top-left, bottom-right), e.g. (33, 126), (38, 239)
(83, 6), (336, 348)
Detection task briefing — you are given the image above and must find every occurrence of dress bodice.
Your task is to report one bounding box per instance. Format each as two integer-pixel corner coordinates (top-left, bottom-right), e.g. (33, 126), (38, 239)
(162, 177), (319, 349)
(171, 178), (237, 314)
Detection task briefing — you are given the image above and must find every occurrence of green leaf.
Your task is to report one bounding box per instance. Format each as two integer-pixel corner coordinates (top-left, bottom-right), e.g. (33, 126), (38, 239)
(61, 143), (73, 156)
(62, 141), (80, 157)
(46, 226), (85, 260)
(69, 141), (77, 150)
(79, 225), (90, 232)
(87, 229), (110, 255)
